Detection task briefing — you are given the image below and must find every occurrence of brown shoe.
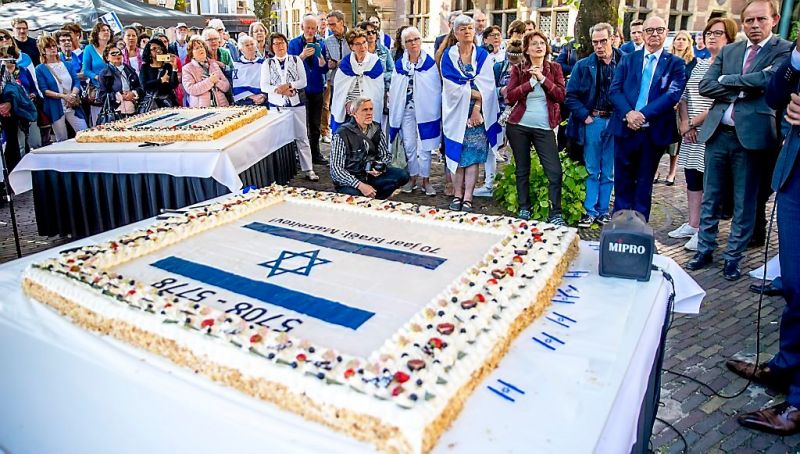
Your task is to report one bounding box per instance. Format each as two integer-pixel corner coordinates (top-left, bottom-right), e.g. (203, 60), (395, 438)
(725, 359), (789, 392)
(739, 402), (800, 435)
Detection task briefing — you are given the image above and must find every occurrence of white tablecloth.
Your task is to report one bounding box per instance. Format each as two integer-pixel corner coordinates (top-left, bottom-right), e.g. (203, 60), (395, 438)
(7, 110), (294, 194)
(0, 210), (704, 454)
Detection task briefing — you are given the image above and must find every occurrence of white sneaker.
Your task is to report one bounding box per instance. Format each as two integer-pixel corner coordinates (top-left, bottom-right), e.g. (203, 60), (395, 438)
(668, 222), (698, 239)
(306, 170), (320, 181)
(400, 182), (414, 193)
(321, 135), (331, 144)
(684, 232), (698, 251)
(473, 186), (493, 197)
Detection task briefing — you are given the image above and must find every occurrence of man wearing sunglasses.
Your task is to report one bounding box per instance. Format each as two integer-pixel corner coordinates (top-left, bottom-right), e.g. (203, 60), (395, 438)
(687, 0), (792, 281)
(608, 16), (686, 222)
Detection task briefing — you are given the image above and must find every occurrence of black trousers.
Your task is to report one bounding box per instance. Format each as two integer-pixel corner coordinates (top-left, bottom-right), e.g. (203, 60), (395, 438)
(0, 115), (23, 172)
(507, 123), (562, 215)
(305, 91), (324, 159)
(335, 167), (410, 199)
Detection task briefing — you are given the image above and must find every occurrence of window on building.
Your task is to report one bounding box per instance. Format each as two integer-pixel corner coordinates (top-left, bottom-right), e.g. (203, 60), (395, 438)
(555, 11), (569, 36)
(669, 0), (692, 31)
(539, 14), (552, 36)
(217, 0), (229, 14)
(491, 0), (517, 34)
(236, 0), (248, 14)
(200, 0), (210, 14)
(292, 9), (301, 37)
(454, 0), (475, 12)
(408, 0), (430, 38)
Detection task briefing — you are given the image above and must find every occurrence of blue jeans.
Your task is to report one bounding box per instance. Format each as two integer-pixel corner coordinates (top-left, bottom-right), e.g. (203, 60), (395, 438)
(768, 167), (800, 406)
(697, 129), (762, 262)
(582, 117), (614, 217)
(335, 166), (410, 199)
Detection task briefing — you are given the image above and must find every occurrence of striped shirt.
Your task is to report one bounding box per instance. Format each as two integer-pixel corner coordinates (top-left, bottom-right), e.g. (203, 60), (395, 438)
(679, 58), (714, 173)
(325, 32), (351, 83)
(329, 123), (390, 188)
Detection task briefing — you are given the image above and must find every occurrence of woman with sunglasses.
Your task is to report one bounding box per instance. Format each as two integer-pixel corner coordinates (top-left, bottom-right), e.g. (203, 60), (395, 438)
(98, 45), (143, 117)
(358, 21), (393, 94)
(82, 23), (112, 124)
(0, 28), (41, 151)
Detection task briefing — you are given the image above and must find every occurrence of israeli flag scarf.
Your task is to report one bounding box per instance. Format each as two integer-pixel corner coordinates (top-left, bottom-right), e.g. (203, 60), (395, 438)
(331, 52), (384, 133)
(440, 44), (502, 174)
(388, 50), (442, 150)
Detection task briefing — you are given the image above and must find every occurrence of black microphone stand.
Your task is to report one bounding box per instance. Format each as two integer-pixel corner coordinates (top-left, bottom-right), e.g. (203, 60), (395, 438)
(0, 62), (25, 258)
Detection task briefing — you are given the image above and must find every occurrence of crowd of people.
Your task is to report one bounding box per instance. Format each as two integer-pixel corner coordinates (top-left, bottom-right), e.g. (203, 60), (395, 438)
(1, 0), (800, 437)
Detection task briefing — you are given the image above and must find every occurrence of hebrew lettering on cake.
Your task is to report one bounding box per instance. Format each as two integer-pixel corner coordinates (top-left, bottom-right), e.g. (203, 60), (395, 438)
(486, 379), (525, 402)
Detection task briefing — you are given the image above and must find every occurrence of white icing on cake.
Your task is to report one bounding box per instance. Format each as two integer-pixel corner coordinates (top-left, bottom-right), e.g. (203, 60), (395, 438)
(22, 185), (579, 453)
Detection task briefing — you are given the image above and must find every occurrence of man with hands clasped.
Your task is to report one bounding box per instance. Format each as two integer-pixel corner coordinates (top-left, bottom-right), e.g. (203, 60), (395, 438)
(608, 16), (686, 221)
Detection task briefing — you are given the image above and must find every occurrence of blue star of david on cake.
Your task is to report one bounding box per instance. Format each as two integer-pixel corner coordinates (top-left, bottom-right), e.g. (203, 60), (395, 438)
(258, 249), (331, 278)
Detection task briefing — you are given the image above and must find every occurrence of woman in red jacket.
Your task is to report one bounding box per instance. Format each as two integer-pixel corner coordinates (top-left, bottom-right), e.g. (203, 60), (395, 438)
(505, 30), (566, 224)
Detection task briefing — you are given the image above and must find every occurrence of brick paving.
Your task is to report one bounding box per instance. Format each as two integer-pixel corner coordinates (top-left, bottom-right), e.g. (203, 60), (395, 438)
(1, 146), (796, 453)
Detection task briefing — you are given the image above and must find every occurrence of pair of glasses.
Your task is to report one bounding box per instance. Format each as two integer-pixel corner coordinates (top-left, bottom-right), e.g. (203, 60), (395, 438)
(488, 33), (502, 38)
(366, 31), (377, 36)
(108, 51), (122, 56)
(591, 38), (609, 46)
(644, 27), (666, 35)
(404, 37), (421, 44)
(704, 30), (725, 38)
(0, 36), (11, 41)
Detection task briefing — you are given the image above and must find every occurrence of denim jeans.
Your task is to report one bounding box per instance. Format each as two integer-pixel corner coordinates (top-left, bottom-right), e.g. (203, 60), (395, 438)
(582, 117), (614, 217)
(335, 166), (410, 199)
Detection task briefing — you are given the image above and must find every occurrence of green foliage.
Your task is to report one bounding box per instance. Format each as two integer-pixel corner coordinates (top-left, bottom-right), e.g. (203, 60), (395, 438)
(174, 0), (186, 11)
(791, 20), (800, 42)
(253, 0), (272, 22)
(494, 150), (589, 226)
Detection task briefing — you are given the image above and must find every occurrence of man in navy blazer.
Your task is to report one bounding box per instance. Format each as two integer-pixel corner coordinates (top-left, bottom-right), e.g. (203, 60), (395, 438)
(618, 19), (644, 55)
(608, 16), (686, 221)
(727, 39), (800, 436)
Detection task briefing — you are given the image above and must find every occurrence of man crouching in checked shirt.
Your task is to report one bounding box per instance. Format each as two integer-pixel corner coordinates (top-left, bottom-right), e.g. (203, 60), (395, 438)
(330, 97), (409, 199)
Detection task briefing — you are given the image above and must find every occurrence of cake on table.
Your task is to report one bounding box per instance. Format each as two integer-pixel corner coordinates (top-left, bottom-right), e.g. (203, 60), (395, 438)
(22, 185), (579, 453)
(75, 106), (267, 143)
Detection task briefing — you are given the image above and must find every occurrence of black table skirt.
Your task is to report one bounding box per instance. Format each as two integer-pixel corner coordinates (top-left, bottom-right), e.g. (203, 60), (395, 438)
(32, 143), (298, 238)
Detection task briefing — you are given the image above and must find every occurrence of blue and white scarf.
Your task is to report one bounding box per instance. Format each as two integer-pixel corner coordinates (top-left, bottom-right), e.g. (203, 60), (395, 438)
(388, 50), (441, 150)
(232, 55), (264, 102)
(440, 44), (502, 174)
(331, 52), (384, 132)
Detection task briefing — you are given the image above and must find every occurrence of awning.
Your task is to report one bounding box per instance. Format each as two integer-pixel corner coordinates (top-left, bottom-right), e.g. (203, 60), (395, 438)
(0, 0), (207, 32)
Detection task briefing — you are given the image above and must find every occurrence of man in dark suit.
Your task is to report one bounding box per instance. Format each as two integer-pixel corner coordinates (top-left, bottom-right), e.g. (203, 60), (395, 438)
(725, 35), (800, 436)
(686, 0), (792, 281)
(608, 16), (686, 221)
(619, 20), (644, 55)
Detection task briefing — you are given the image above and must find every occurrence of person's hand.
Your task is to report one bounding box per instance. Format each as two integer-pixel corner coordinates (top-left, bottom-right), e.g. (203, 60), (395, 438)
(625, 110), (645, 130)
(500, 86), (508, 98)
(530, 65), (544, 82)
(467, 106), (483, 128)
(683, 128), (698, 144)
(367, 169), (383, 177)
(276, 84), (293, 96)
(300, 46), (315, 59)
(171, 54), (179, 67)
(160, 73), (170, 83)
(786, 93), (800, 126)
(584, 116), (594, 125)
(679, 119), (692, 135)
(208, 73), (219, 85)
(122, 91), (135, 102)
(358, 182), (377, 198)
(251, 94), (266, 104)
(0, 102), (11, 117)
(77, 71), (87, 81)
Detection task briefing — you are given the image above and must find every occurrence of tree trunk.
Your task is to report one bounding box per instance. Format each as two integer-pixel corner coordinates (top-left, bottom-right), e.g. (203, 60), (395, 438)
(574, 0), (620, 59)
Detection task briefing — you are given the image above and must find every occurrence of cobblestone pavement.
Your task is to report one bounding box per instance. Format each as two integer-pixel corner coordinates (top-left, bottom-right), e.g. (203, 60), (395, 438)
(0, 146), (794, 453)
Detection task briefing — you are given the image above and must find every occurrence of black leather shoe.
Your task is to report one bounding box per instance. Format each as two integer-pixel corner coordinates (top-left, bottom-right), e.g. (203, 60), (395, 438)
(312, 155), (329, 165)
(723, 260), (741, 281)
(750, 282), (783, 296)
(685, 251), (713, 271)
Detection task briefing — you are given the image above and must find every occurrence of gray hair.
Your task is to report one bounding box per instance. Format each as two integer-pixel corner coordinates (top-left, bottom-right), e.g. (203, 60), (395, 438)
(302, 14), (318, 27)
(201, 27), (220, 40)
(589, 22), (614, 37)
(453, 14), (475, 30)
(447, 10), (463, 26)
(350, 96), (373, 115)
(238, 35), (255, 48)
(327, 10), (345, 22)
(401, 26), (421, 48)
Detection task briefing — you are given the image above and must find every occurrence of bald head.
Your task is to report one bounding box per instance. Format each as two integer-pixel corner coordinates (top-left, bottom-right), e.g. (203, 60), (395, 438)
(642, 16), (667, 53)
(303, 15), (319, 38)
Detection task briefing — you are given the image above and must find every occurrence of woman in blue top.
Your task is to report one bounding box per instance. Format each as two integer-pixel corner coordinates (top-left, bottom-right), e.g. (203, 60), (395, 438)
(35, 35), (86, 142)
(82, 22), (112, 125)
